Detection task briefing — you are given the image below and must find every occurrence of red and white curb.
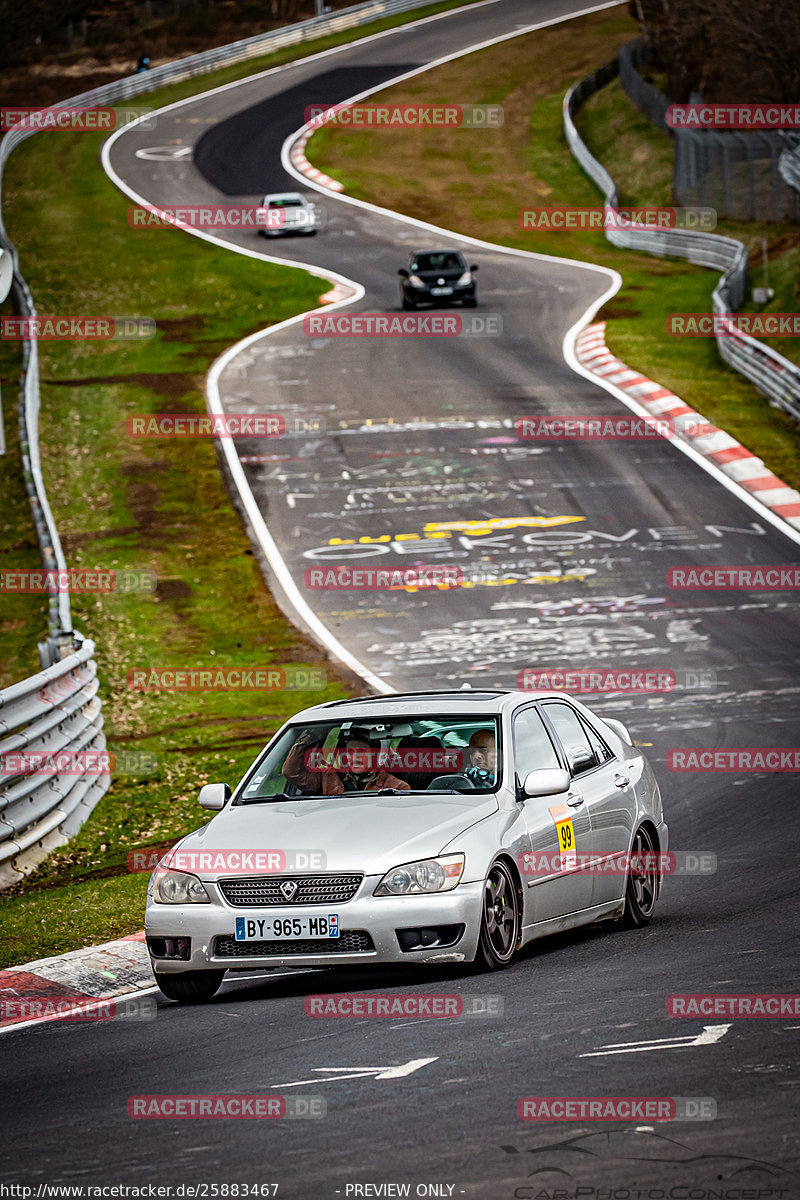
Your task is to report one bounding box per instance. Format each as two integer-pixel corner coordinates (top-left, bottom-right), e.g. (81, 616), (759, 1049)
(0, 931), (155, 1030)
(289, 128), (344, 192)
(575, 322), (800, 533)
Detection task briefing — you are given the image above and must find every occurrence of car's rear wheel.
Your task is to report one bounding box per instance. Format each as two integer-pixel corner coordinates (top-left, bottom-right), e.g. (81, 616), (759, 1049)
(473, 860), (520, 971)
(156, 970), (225, 1003)
(620, 825), (659, 927)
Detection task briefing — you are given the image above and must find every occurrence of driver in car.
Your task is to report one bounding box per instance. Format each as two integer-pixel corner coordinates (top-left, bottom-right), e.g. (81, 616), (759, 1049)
(465, 728), (496, 786)
(282, 728), (410, 796)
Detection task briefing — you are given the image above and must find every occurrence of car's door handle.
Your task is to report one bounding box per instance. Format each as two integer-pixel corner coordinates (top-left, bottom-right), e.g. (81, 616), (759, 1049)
(566, 792), (584, 807)
(614, 774), (630, 788)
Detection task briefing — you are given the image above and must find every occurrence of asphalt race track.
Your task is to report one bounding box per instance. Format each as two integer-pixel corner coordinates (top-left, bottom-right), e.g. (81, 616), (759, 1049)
(2, 1), (799, 1195)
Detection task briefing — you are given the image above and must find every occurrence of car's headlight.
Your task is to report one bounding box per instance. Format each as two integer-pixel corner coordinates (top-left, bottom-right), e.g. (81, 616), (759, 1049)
(374, 854), (465, 896)
(408, 274), (426, 288)
(456, 271), (472, 286)
(152, 868), (210, 904)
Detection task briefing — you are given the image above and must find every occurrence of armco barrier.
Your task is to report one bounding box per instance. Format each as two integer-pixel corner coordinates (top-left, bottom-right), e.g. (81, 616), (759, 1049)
(563, 60), (800, 425)
(0, 637), (108, 888)
(778, 137), (800, 194)
(0, 0), (449, 885)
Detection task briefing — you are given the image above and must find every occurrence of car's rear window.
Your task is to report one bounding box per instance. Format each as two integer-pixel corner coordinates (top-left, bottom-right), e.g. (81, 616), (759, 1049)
(236, 715), (500, 801)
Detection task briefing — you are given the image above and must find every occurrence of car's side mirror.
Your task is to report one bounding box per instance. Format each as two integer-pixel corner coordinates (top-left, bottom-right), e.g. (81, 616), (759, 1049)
(469, 264), (479, 271)
(398, 268), (409, 277)
(522, 768), (570, 798)
(198, 783), (231, 810)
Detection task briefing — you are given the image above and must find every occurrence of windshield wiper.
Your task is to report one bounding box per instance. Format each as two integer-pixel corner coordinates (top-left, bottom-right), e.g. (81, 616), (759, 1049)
(240, 791), (305, 804)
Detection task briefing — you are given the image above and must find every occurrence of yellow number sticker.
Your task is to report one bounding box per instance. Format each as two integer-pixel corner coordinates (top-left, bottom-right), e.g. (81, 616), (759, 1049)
(548, 804), (577, 869)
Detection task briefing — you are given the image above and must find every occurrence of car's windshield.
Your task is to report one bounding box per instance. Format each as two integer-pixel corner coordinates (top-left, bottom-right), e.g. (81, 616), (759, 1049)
(411, 252), (465, 273)
(236, 715), (500, 802)
(268, 198), (304, 207)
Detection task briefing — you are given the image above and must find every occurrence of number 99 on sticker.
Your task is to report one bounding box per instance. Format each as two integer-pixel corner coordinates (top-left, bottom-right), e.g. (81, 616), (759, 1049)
(548, 802), (577, 868)
(556, 819), (574, 853)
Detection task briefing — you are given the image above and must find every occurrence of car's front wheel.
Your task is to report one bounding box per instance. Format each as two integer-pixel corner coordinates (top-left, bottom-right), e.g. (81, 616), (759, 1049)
(620, 825), (659, 927)
(402, 296), (417, 311)
(156, 970), (225, 1003)
(473, 860), (521, 971)
(463, 295), (478, 308)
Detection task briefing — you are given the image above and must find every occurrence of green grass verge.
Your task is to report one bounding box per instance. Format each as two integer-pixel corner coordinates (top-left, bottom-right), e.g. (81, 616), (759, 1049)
(309, 7), (800, 492)
(0, 124), (350, 964)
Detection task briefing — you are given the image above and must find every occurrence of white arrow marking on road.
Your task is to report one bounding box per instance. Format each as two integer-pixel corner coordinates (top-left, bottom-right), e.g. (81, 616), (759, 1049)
(134, 146), (192, 161)
(579, 1024), (731, 1057)
(271, 1057), (438, 1087)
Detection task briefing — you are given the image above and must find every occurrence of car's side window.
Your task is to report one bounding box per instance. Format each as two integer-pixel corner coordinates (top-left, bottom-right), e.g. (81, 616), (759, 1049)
(541, 703), (599, 777)
(512, 707), (561, 782)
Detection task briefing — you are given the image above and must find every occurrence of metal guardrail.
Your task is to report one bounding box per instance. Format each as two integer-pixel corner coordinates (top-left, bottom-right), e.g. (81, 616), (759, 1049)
(619, 40), (799, 223)
(563, 61), (800, 425)
(0, 638), (108, 887)
(0, 0), (448, 887)
(778, 137), (800, 193)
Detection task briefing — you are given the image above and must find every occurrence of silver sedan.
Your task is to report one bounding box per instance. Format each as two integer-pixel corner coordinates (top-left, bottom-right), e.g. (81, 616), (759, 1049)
(145, 690), (668, 1001)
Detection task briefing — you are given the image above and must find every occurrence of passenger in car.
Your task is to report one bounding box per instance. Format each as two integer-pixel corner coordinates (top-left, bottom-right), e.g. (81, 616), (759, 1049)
(283, 729), (410, 795)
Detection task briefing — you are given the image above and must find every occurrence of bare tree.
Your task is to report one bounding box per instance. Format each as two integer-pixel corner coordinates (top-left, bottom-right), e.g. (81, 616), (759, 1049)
(628, 0), (800, 102)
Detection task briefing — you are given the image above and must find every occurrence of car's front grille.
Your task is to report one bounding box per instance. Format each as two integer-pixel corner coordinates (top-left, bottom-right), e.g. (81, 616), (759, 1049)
(214, 931), (375, 958)
(218, 874), (363, 907)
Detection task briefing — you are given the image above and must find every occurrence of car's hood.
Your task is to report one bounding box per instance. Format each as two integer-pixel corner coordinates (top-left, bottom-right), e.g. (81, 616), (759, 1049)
(180, 792), (499, 878)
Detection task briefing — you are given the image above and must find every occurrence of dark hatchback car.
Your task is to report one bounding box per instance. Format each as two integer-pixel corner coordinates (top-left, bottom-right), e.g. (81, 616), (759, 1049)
(398, 249), (478, 309)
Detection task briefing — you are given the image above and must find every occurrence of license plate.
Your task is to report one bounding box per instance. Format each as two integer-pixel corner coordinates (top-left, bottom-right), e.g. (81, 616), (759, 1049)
(235, 914), (339, 941)
(430, 286), (453, 295)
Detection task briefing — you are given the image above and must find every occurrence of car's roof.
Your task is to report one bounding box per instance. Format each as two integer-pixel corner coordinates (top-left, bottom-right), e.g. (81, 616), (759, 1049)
(262, 191), (307, 202)
(293, 689), (582, 720)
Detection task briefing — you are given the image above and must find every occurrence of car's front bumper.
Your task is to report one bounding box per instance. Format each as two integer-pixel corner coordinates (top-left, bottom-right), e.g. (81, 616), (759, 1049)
(146, 879), (484, 973)
(260, 220), (316, 237)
